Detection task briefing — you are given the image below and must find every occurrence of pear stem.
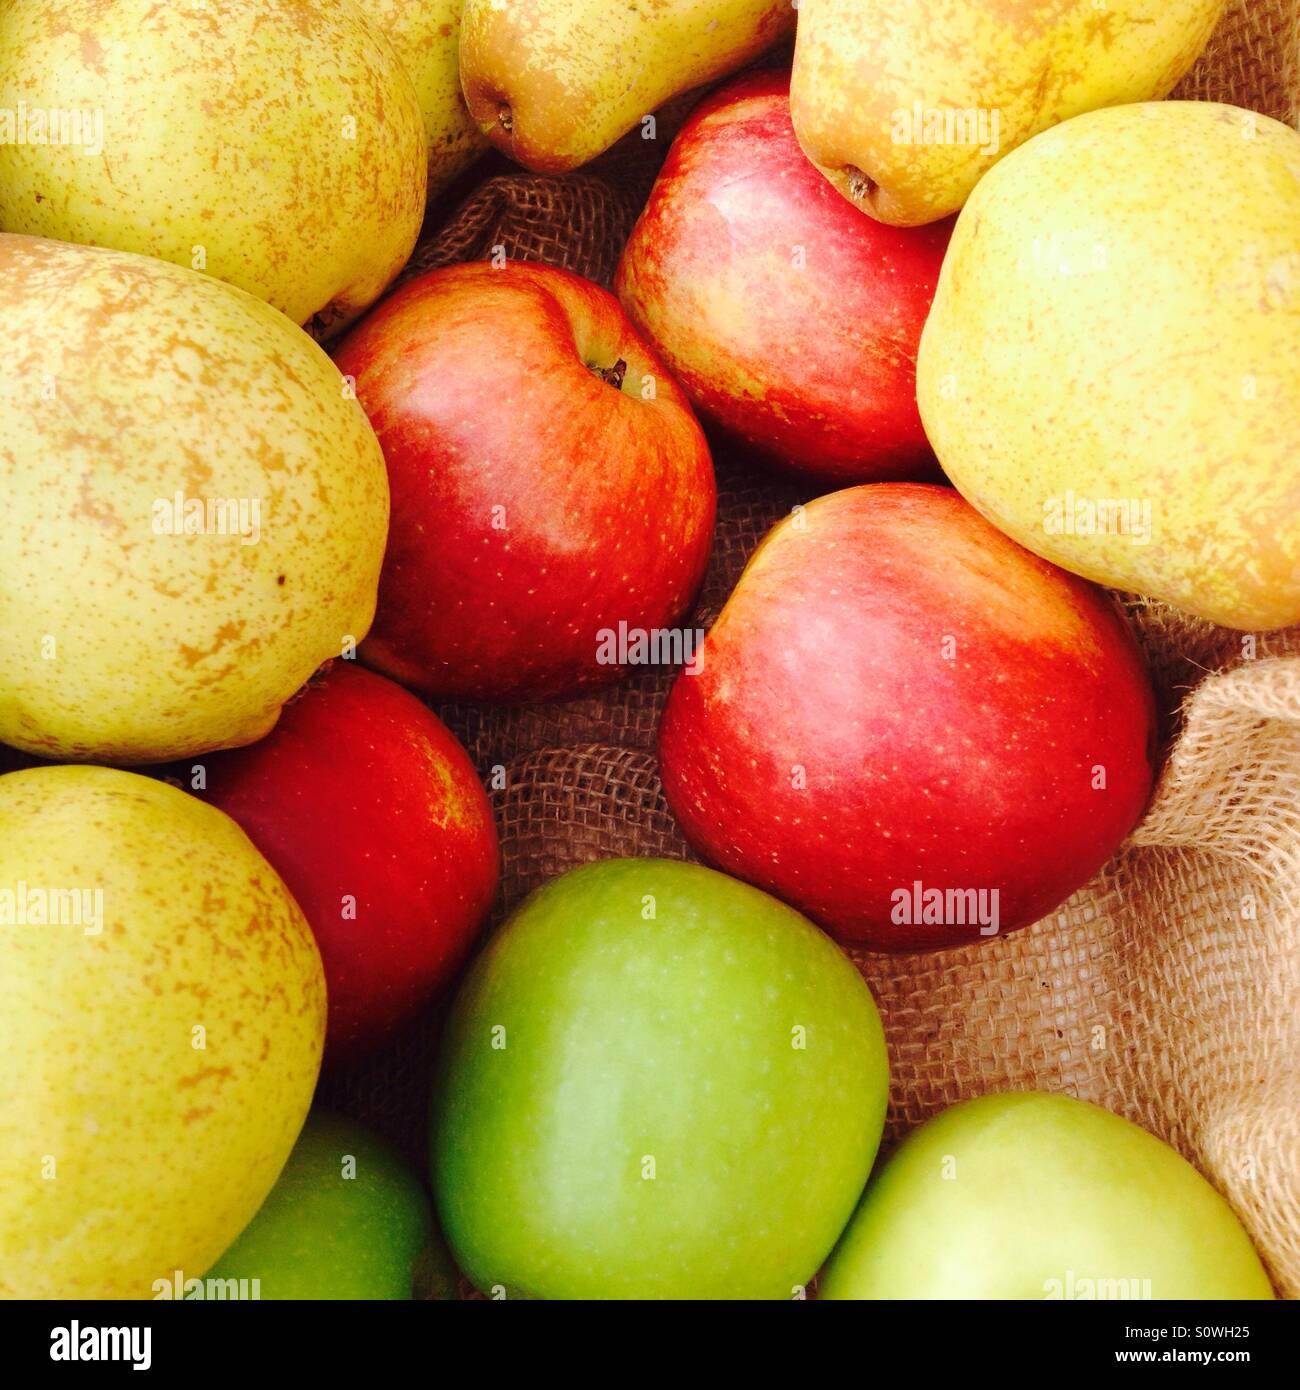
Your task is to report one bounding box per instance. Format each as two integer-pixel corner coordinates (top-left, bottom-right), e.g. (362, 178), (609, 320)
(845, 167), (878, 203)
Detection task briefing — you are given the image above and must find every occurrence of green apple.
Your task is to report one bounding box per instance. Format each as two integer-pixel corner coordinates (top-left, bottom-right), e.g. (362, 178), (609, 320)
(430, 858), (890, 1300)
(207, 1112), (435, 1300)
(821, 1092), (1274, 1300)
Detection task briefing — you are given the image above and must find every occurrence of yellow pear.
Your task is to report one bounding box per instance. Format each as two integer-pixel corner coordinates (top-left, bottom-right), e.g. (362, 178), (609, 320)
(0, 233), (390, 763)
(917, 102), (1300, 632)
(0, 0), (427, 333)
(790, 0), (1224, 225)
(459, 0), (795, 173)
(0, 765), (325, 1299)
(358, 0), (487, 198)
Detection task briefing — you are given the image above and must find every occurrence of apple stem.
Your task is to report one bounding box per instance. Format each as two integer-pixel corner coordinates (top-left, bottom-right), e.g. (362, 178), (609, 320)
(593, 358), (628, 391)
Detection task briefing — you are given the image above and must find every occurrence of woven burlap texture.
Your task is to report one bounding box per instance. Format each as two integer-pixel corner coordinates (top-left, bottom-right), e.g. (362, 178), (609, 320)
(322, 0), (1300, 1297)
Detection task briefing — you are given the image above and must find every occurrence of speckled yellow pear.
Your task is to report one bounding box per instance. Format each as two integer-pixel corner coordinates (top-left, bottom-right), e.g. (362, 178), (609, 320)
(0, 233), (390, 763)
(790, 0), (1224, 225)
(459, 0), (795, 173)
(917, 102), (1300, 631)
(0, 0), (427, 333)
(0, 765), (326, 1300)
(358, 0), (487, 197)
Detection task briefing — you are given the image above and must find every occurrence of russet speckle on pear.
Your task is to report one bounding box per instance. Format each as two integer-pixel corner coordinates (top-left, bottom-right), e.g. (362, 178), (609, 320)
(458, 0), (795, 173)
(0, 233), (390, 763)
(917, 102), (1300, 631)
(0, 765), (326, 1300)
(357, 0), (488, 197)
(790, 0), (1225, 225)
(0, 0), (428, 332)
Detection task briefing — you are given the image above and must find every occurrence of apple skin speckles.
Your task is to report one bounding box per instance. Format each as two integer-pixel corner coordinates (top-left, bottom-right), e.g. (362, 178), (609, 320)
(184, 663), (499, 1065)
(617, 69), (953, 485)
(658, 483), (1157, 950)
(334, 260), (715, 703)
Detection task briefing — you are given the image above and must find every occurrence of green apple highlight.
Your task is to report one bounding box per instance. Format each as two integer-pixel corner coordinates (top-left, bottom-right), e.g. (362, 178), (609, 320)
(430, 858), (890, 1300)
(206, 1112), (437, 1300)
(821, 1092), (1274, 1300)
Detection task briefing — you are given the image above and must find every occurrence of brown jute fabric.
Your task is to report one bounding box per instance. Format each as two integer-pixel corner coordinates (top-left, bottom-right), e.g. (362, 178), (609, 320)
(321, 0), (1300, 1297)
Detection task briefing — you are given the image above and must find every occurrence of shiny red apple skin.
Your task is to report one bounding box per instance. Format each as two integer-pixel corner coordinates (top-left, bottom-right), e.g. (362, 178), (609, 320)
(189, 663), (498, 1063)
(615, 70), (952, 485)
(658, 484), (1158, 951)
(333, 261), (716, 702)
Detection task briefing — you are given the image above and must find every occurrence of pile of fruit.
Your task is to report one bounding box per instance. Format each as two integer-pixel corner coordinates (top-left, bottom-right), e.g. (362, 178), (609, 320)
(0, 0), (1295, 1301)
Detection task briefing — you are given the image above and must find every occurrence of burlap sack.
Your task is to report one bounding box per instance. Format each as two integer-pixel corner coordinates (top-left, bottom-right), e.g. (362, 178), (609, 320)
(322, 0), (1300, 1297)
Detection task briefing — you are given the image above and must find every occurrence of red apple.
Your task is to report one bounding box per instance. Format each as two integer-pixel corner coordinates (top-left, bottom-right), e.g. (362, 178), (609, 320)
(615, 70), (952, 485)
(658, 484), (1157, 950)
(333, 261), (716, 701)
(172, 663), (498, 1062)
